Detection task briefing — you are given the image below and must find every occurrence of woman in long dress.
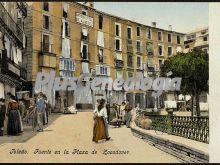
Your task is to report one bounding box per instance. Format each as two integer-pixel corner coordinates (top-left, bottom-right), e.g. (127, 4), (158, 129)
(92, 100), (106, 143)
(7, 95), (22, 136)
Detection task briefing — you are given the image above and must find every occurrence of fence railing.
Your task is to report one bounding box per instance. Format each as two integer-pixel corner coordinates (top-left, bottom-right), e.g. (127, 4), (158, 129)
(141, 113), (209, 143)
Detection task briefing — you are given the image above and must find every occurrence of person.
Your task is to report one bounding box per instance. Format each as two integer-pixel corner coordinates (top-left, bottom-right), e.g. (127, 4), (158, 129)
(95, 99), (100, 110)
(106, 102), (111, 123)
(36, 93), (45, 132)
(18, 98), (27, 119)
(7, 95), (22, 136)
(119, 102), (126, 124)
(43, 95), (48, 125)
(0, 98), (6, 136)
(124, 102), (133, 128)
(93, 99), (106, 143)
(93, 99), (111, 142)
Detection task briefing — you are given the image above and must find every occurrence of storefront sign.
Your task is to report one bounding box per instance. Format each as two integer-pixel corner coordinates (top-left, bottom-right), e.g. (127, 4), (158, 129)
(76, 13), (93, 27)
(8, 63), (20, 76)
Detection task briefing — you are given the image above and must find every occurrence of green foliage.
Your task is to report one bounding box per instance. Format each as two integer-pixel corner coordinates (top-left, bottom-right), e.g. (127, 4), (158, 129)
(160, 48), (209, 116)
(160, 48), (209, 95)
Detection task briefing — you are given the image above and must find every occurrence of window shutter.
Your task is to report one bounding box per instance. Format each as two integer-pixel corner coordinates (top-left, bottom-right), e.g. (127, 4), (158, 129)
(96, 65), (100, 75)
(107, 67), (110, 76)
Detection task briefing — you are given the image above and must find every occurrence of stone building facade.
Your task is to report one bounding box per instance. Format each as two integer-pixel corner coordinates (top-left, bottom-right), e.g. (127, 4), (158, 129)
(0, 2), (27, 103)
(23, 2), (185, 111)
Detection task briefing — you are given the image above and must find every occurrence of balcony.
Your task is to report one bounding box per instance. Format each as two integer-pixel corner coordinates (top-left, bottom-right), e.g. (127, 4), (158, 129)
(115, 59), (124, 68)
(39, 43), (56, 68)
(0, 3), (24, 47)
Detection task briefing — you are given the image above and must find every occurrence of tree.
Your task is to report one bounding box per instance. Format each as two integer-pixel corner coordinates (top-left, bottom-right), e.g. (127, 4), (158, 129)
(160, 49), (209, 116)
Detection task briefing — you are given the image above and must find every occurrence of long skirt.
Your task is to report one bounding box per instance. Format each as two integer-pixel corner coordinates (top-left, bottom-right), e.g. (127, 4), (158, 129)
(93, 117), (106, 142)
(7, 110), (22, 135)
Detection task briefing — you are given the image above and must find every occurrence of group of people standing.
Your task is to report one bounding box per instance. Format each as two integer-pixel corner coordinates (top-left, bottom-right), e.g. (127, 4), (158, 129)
(113, 101), (133, 128)
(0, 92), (50, 136)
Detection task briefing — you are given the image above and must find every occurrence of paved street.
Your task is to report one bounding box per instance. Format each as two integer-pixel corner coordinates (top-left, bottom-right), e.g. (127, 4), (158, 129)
(0, 112), (180, 163)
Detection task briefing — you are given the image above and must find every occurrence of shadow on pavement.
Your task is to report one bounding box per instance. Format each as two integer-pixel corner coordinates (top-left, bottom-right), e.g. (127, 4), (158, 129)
(0, 113), (62, 145)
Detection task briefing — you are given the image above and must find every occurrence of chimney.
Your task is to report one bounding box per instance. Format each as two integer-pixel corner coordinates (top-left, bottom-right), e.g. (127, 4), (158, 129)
(152, 22), (156, 28)
(168, 25), (172, 31)
(84, 2), (94, 8)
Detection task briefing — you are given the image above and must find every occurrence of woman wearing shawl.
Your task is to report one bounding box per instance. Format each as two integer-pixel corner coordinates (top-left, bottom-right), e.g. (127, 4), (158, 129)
(7, 95), (22, 135)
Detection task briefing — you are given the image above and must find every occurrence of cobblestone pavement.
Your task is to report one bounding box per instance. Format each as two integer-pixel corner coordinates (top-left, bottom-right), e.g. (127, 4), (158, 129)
(0, 112), (180, 163)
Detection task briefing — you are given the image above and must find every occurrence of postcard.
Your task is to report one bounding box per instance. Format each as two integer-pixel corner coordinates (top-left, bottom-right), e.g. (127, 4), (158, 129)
(0, 1), (217, 163)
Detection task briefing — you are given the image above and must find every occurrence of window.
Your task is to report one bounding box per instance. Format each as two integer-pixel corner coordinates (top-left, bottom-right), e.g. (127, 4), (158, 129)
(82, 10), (87, 15)
(115, 38), (121, 51)
(158, 31), (162, 41)
(127, 72), (133, 78)
(65, 21), (70, 37)
(203, 36), (208, 41)
(99, 15), (103, 30)
(96, 65), (110, 76)
(146, 42), (153, 55)
(168, 46), (173, 56)
(168, 33), (172, 43)
(137, 56), (142, 69)
(81, 44), (88, 60)
(147, 28), (152, 39)
(177, 35), (181, 44)
(159, 59), (164, 69)
(43, 2), (49, 11)
(60, 58), (74, 71)
(98, 48), (104, 63)
(42, 34), (50, 52)
(158, 45), (163, 56)
(136, 40), (141, 54)
(127, 26), (132, 39)
(62, 3), (68, 18)
(127, 54), (133, 68)
(137, 26), (141, 36)
(60, 58), (74, 77)
(115, 23), (121, 37)
(43, 15), (50, 30)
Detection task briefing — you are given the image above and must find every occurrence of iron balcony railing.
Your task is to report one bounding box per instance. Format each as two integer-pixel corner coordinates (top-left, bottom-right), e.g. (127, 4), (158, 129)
(115, 59), (124, 68)
(0, 3), (24, 46)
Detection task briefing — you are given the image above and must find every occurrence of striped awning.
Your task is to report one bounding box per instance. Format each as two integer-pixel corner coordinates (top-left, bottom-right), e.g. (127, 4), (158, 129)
(0, 73), (22, 87)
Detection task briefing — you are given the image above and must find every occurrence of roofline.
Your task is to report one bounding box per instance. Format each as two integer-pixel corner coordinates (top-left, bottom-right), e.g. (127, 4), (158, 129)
(74, 2), (185, 35)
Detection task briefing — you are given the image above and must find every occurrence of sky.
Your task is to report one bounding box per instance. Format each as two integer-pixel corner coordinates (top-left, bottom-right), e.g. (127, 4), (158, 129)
(93, 2), (208, 33)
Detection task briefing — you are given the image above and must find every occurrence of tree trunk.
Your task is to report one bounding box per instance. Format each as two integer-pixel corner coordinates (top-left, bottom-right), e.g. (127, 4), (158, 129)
(191, 95), (194, 117)
(195, 93), (200, 116)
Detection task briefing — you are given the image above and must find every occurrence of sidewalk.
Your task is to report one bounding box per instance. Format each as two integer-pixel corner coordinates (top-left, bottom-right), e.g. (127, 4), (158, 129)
(0, 113), (61, 146)
(130, 122), (209, 163)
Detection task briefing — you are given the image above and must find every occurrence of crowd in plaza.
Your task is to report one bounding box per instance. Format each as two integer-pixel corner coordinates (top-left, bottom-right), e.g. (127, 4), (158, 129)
(0, 92), (50, 136)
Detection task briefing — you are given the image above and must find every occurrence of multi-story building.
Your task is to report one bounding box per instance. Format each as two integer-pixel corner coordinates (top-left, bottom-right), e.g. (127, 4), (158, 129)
(184, 27), (209, 53)
(24, 2), (185, 111)
(183, 27), (209, 114)
(0, 2), (27, 103)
